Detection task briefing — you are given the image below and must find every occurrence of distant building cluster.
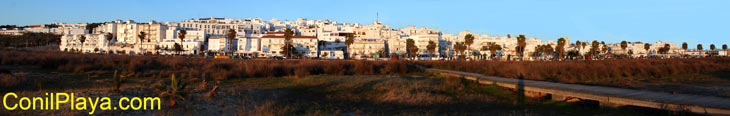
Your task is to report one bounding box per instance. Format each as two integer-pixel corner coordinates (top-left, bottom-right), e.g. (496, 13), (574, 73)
(0, 23), (87, 35)
(2, 17), (727, 60)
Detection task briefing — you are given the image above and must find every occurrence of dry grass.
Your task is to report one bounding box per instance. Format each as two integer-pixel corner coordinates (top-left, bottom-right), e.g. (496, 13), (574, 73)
(0, 50), (419, 80)
(417, 58), (730, 88)
(0, 64), (699, 115)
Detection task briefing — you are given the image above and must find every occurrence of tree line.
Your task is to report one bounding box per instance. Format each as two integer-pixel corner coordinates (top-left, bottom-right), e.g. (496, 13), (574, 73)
(0, 32), (61, 48)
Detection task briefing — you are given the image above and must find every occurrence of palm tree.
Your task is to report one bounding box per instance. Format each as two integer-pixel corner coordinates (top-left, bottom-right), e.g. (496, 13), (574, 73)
(590, 41), (599, 56)
(426, 40), (437, 59)
(138, 32), (146, 53)
(226, 29), (237, 56)
(344, 33), (355, 59)
(177, 30), (187, 55)
(544, 44), (554, 60)
(566, 50), (580, 59)
(173, 43), (183, 54)
(317, 40), (326, 57)
(658, 44), (670, 54)
(710, 44), (716, 51)
(406, 38), (418, 58)
(105, 32), (114, 46)
(620, 41), (628, 54)
(481, 45), (489, 59)
(516, 35), (527, 60)
(600, 41), (607, 55)
(282, 28), (294, 58)
(556, 38), (566, 60)
(723, 44), (728, 51)
(644, 43), (651, 55)
(79, 35), (86, 53)
(487, 42), (501, 59)
(464, 34), (474, 55)
(452, 42), (466, 59)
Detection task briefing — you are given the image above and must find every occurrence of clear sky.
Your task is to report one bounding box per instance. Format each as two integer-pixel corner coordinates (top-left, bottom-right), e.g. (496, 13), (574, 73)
(1, 0), (728, 47)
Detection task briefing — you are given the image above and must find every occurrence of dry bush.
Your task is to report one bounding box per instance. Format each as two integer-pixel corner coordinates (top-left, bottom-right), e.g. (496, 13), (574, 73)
(0, 50), (419, 79)
(1, 72), (27, 88)
(417, 58), (730, 87)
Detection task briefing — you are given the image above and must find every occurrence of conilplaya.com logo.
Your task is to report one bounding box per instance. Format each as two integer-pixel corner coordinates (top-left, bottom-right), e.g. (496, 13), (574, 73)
(3, 92), (161, 115)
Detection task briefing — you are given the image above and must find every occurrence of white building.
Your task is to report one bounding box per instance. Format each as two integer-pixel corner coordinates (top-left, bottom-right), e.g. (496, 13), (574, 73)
(59, 34), (111, 53)
(260, 32), (318, 57)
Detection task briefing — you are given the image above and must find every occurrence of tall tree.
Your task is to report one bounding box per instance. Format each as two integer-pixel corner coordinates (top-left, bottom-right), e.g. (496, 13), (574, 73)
(344, 33), (355, 58)
(541, 44), (554, 60)
(556, 38), (566, 60)
(464, 34), (474, 52)
(620, 40), (628, 52)
(516, 35), (527, 60)
(453, 42), (461, 56)
(105, 32), (113, 46)
(426, 40), (437, 58)
(226, 29), (237, 55)
(710, 44), (716, 51)
(601, 41), (609, 54)
(600, 41), (607, 55)
(723, 44), (728, 51)
(566, 50), (580, 59)
(481, 45), (489, 56)
(644, 43), (651, 54)
(138, 32), (146, 50)
(455, 42), (467, 58)
(173, 43), (183, 54)
(79, 35), (86, 53)
(406, 38), (418, 58)
(178, 30), (187, 54)
(281, 44), (294, 58)
(682, 42), (688, 50)
(487, 42), (501, 58)
(318, 40), (326, 57)
(590, 41), (600, 56)
(658, 44), (670, 54)
(575, 40), (581, 50)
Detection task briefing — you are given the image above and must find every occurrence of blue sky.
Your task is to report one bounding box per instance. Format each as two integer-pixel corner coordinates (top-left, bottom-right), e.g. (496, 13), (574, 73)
(1, 0), (728, 46)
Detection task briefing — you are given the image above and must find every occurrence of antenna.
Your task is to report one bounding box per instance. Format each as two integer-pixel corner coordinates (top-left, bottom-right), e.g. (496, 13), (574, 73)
(376, 12), (379, 22)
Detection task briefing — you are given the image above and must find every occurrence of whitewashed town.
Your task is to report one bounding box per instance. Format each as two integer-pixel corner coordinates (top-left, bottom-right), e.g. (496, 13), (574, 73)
(2, 17), (728, 60)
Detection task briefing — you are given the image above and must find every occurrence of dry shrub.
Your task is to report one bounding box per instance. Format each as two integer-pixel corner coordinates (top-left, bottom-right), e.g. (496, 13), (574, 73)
(417, 58), (730, 86)
(381, 61), (409, 74)
(323, 62), (346, 75)
(352, 61), (377, 75)
(1, 72), (27, 88)
(0, 50), (418, 80)
(378, 89), (450, 105)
